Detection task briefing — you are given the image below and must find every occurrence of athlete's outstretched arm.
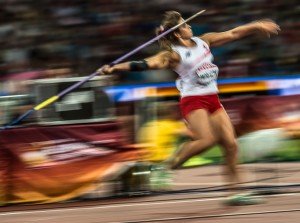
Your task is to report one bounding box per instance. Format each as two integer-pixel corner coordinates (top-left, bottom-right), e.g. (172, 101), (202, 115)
(200, 19), (280, 47)
(97, 51), (177, 75)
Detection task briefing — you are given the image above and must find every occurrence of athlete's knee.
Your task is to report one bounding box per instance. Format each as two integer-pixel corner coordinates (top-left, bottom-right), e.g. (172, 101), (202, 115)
(192, 129), (216, 145)
(204, 134), (217, 147)
(223, 138), (238, 154)
(189, 134), (216, 152)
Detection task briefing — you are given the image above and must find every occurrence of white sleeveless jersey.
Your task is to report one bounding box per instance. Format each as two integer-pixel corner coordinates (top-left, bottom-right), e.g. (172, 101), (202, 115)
(172, 37), (219, 97)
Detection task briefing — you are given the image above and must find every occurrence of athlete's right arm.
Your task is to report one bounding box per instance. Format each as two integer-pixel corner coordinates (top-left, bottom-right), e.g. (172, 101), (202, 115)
(144, 51), (179, 70)
(97, 51), (180, 75)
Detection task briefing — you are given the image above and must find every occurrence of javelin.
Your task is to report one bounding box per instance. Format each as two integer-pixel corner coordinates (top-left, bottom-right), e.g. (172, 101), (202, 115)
(0, 10), (206, 131)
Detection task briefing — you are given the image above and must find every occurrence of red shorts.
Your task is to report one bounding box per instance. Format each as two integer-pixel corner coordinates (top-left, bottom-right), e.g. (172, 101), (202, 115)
(180, 94), (223, 118)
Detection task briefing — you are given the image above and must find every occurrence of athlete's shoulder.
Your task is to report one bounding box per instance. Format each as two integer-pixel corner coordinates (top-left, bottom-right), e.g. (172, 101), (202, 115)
(157, 50), (180, 69)
(157, 50), (180, 62)
(198, 34), (212, 46)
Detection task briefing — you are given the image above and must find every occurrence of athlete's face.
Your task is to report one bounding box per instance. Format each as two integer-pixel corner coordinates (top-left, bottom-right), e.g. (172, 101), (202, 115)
(176, 18), (193, 39)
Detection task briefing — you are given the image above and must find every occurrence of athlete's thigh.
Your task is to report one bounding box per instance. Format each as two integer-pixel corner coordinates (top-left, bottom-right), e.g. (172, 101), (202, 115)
(185, 109), (215, 140)
(210, 108), (236, 143)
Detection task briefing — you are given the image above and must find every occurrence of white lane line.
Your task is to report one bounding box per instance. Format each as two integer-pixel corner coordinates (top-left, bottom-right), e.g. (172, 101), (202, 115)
(121, 208), (300, 223)
(0, 193), (299, 217)
(174, 182), (300, 186)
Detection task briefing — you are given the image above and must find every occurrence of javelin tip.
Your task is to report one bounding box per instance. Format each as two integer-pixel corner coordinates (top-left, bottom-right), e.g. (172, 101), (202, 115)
(184, 9), (206, 23)
(197, 9), (206, 15)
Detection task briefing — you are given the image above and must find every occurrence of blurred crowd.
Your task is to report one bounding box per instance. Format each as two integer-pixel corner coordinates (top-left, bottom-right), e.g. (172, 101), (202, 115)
(0, 0), (299, 82)
(0, 2), (299, 205)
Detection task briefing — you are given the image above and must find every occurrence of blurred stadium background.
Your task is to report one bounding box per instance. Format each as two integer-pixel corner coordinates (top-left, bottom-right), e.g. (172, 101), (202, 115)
(0, 0), (298, 81)
(0, 0), (299, 208)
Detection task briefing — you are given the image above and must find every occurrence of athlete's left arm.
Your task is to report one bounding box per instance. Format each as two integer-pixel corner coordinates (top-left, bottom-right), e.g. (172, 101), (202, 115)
(200, 19), (280, 47)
